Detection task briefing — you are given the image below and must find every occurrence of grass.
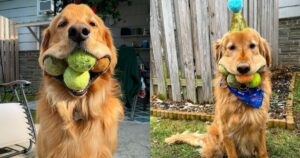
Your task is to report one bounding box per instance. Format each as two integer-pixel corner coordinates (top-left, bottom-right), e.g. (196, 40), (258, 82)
(150, 117), (300, 158)
(293, 75), (300, 132)
(30, 109), (37, 123)
(0, 93), (37, 102)
(294, 75), (300, 112)
(150, 117), (205, 158)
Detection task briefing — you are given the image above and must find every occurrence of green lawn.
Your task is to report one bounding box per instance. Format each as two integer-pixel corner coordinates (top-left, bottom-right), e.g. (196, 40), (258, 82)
(0, 93), (37, 102)
(150, 117), (300, 158)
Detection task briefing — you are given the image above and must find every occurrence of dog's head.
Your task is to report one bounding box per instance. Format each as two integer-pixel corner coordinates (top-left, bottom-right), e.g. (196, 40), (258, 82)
(214, 28), (271, 75)
(38, 4), (117, 96)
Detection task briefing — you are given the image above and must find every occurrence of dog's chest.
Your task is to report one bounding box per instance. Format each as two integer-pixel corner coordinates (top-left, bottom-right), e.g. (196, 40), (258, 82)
(218, 89), (268, 131)
(223, 102), (267, 155)
(227, 105), (266, 130)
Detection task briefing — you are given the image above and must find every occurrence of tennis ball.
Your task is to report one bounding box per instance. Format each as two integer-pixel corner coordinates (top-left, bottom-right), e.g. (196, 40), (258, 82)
(227, 74), (241, 88)
(63, 67), (90, 91)
(67, 50), (96, 73)
(43, 56), (66, 76)
(218, 65), (229, 76)
(235, 74), (254, 84)
(91, 57), (110, 73)
(246, 73), (261, 88)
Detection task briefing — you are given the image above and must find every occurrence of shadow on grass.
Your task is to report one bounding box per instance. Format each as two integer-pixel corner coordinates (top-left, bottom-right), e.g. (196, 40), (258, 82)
(150, 117), (300, 158)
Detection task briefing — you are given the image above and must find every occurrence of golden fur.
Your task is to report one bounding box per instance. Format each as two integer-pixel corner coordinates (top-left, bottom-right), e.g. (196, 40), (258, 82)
(165, 28), (272, 158)
(36, 4), (123, 158)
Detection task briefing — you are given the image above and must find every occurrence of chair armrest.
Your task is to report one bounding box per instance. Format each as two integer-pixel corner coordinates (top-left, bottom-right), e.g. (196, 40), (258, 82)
(0, 80), (31, 87)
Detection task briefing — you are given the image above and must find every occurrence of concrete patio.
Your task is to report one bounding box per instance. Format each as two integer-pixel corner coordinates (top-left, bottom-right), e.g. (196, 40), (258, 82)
(1, 120), (149, 158)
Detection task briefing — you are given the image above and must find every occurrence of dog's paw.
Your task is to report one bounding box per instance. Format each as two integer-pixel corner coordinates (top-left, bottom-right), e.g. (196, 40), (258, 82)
(164, 136), (178, 145)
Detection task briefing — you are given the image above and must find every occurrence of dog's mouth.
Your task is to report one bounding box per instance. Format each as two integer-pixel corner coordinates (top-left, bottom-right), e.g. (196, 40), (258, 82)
(223, 65), (266, 76)
(44, 49), (111, 97)
(53, 70), (101, 97)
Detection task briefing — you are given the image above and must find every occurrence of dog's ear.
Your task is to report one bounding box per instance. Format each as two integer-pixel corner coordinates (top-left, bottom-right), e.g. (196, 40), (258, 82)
(259, 38), (271, 67)
(41, 28), (50, 53)
(213, 39), (223, 63)
(103, 27), (117, 74)
(38, 28), (50, 70)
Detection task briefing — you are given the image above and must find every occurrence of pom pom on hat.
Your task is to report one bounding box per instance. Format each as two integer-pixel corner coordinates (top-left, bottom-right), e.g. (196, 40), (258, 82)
(228, 0), (243, 13)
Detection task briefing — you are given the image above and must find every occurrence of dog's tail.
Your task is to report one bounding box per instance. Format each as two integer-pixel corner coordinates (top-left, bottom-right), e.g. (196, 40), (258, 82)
(164, 131), (205, 147)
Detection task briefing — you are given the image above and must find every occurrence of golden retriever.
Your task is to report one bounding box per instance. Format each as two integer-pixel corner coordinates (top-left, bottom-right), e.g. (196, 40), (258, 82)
(165, 28), (272, 158)
(36, 4), (123, 158)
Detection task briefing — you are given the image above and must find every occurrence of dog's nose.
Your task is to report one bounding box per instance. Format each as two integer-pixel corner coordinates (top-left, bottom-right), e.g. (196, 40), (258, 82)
(237, 62), (250, 74)
(68, 24), (90, 43)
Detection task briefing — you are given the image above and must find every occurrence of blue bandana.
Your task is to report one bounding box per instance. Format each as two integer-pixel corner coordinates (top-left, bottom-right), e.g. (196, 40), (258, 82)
(228, 86), (264, 108)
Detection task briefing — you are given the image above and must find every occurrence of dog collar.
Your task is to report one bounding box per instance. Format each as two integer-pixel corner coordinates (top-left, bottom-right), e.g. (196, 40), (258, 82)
(227, 86), (264, 108)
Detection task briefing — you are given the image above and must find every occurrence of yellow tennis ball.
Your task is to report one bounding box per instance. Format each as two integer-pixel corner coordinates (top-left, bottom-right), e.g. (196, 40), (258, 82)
(43, 56), (66, 76)
(246, 73), (261, 88)
(235, 74), (254, 84)
(67, 50), (96, 73)
(63, 67), (90, 91)
(218, 65), (229, 76)
(227, 74), (241, 88)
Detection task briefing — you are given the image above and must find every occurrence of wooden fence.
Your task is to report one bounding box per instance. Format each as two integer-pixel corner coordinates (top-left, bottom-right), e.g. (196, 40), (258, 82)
(150, 0), (279, 103)
(0, 16), (19, 83)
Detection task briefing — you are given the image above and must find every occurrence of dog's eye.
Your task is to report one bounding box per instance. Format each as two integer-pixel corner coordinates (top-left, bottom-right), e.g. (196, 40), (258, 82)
(249, 43), (256, 49)
(228, 45), (236, 51)
(89, 21), (96, 27)
(58, 21), (68, 28)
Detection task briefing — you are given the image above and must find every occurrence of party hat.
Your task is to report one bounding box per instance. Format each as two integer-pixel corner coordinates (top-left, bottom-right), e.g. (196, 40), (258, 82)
(228, 0), (248, 32)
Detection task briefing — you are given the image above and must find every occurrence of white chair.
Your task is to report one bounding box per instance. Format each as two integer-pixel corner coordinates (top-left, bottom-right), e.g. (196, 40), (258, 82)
(0, 80), (36, 158)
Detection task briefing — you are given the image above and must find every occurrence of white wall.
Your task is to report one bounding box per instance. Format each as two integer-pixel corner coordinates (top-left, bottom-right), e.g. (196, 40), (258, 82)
(0, 0), (50, 50)
(279, 0), (300, 18)
(0, 0), (149, 50)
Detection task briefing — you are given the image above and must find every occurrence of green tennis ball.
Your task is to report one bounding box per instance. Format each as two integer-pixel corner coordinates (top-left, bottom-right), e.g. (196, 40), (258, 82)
(246, 73), (261, 88)
(44, 56), (67, 76)
(218, 65), (229, 76)
(227, 74), (241, 88)
(67, 50), (96, 73)
(63, 67), (90, 91)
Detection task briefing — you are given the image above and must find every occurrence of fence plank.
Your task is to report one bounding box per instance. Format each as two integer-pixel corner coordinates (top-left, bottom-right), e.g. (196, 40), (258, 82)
(0, 16), (3, 82)
(214, 0), (229, 40)
(173, 0), (196, 103)
(208, 0), (229, 72)
(150, 0), (166, 96)
(2, 17), (10, 82)
(194, 0), (214, 103)
(3, 41), (9, 82)
(272, 0), (279, 65)
(9, 21), (14, 81)
(190, 0), (203, 103)
(159, 0), (181, 101)
(0, 16), (18, 82)
(243, 0), (248, 22)
(9, 40), (14, 81)
(4, 17), (9, 40)
(150, 48), (154, 96)
(0, 16), (3, 40)
(151, 0), (279, 103)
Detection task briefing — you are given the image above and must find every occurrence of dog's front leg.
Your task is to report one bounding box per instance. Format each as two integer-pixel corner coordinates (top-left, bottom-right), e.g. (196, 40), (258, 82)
(257, 129), (268, 158)
(223, 136), (238, 158)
